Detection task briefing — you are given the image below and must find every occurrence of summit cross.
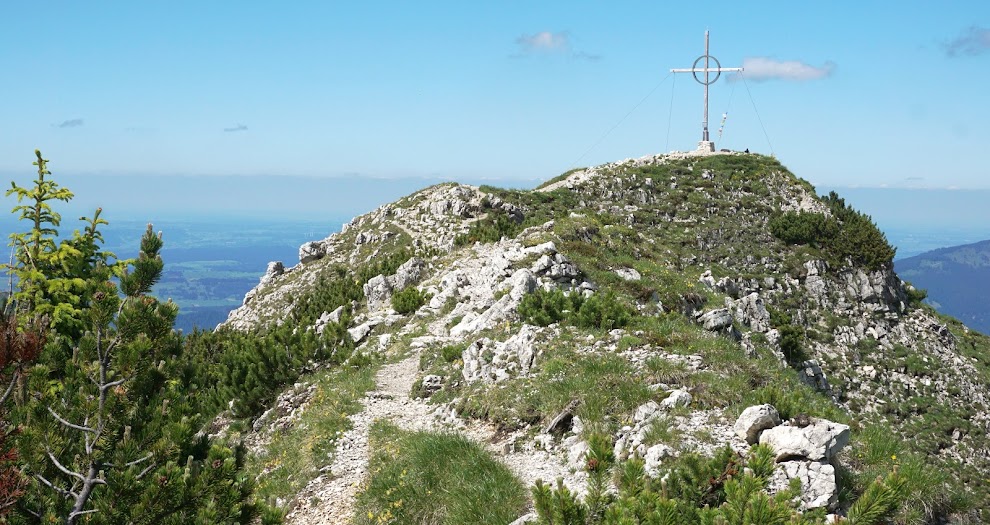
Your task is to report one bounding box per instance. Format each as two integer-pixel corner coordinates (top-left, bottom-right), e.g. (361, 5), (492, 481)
(671, 30), (743, 152)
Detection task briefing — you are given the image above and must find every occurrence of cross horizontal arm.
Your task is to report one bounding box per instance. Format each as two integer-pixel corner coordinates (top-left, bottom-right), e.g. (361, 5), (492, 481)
(670, 67), (744, 73)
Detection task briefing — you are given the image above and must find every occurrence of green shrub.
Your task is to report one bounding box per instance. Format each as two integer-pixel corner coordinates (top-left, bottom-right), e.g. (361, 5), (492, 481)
(518, 288), (580, 326)
(454, 212), (522, 246)
(769, 210), (837, 247)
(519, 288), (632, 330)
(440, 344), (464, 363)
(904, 282), (928, 308)
(391, 286), (430, 314)
(573, 291), (632, 330)
(769, 191), (895, 270)
(534, 444), (806, 524)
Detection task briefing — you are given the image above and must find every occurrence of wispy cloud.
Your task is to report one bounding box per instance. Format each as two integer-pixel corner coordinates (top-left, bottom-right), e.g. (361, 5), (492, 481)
(223, 124), (248, 133)
(740, 57), (835, 82)
(517, 31), (569, 52)
(57, 118), (84, 128)
(513, 31), (600, 61)
(943, 26), (990, 57)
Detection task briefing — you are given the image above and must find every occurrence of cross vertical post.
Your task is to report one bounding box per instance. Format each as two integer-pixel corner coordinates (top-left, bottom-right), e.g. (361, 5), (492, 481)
(671, 31), (743, 152)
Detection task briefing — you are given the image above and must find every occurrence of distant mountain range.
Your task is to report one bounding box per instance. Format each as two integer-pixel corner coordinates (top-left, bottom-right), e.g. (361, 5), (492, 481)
(895, 239), (990, 334)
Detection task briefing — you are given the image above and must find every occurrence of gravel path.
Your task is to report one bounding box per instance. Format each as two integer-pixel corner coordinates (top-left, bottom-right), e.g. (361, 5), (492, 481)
(284, 353), (582, 524)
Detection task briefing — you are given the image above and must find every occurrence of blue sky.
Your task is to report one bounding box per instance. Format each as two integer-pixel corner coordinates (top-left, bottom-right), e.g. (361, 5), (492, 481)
(1, 1), (989, 207)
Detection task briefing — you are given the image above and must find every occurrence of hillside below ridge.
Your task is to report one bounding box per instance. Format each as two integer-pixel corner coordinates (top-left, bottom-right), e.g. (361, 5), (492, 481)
(896, 239), (990, 334)
(220, 151), (990, 522)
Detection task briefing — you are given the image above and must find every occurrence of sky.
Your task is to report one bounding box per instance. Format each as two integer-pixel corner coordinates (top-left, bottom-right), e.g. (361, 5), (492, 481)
(1, 2), (989, 219)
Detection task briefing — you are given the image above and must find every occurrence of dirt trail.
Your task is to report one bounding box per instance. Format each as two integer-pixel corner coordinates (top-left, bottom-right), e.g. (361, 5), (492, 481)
(284, 353), (581, 524)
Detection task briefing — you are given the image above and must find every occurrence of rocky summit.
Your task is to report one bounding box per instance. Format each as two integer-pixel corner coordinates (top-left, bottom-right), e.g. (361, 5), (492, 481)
(221, 152), (990, 524)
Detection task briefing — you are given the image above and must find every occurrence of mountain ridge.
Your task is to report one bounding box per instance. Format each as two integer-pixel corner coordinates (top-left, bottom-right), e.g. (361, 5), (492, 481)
(220, 151), (990, 523)
(896, 238), (990, 334)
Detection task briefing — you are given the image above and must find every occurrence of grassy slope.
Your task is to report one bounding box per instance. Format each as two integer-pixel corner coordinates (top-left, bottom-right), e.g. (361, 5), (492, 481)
(234, 154), (990, 522)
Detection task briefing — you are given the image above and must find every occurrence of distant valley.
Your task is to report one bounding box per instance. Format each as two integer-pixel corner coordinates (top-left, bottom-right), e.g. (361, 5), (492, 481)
(896, 239), (990, 334)
(2, 214), (345, 332)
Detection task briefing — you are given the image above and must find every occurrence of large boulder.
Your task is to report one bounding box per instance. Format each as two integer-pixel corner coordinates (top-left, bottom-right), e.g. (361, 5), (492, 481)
(698, 308), (733, 331)
(461, 325), (542, 383)
(392, 257), (427, 290)
(733, 292), (771, 332)
(299, 241), (326, 264)
(768, 460), (838, 510)
(260, 261), (285, 285)
(659, 389), (692, 409)
(615, 267), (642, 281)
(734, 404), (782, 444)
(643, 444), (674, 477)
(363, 275), (392, 311)
(363, 257), (427, 311)
(759, 419), (850, 462)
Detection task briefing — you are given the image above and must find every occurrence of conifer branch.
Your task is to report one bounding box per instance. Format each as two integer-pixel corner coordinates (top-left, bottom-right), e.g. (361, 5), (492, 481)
(0, 371), (18, 407)
(46, 407), (95, 434)
(45, 450), (86, 484)
(34, 473), (75, 500)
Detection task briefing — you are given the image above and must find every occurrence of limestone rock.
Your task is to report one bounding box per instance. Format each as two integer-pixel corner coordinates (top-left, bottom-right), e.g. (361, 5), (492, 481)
(420, 375), (443, 396)
(363, 257), (427, 311)
(461, 325), (542, 383)
(759, 420), (850, 462)
(733, 292), (771, 332)
(734, 404), (782, 444)
(314, 306), (345, 335)
(347, 322), (376, 345)
(260, 261), (285, 285)
(698, 308), (733, 331)
(660, 389), (692, 409)
(392, 257), (427, 291)
(768, 460), (838, 510)
(299, 241), (326, 264)
(508, 513), (537, 525)
(797, 360), (832, 394)
(698, 269), (716, 289)
(615, 267), (642, 281)
(567, 439), (590, 470)
(643, 444), (674, 477)
(634, 401), (661, 423)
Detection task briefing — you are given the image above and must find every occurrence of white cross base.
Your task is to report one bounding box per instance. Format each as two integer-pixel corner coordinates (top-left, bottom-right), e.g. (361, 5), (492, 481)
(697, 140), (715, 153)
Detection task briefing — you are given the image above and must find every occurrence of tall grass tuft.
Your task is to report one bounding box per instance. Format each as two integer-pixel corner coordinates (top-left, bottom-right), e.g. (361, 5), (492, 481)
(354, 421), (527, 525)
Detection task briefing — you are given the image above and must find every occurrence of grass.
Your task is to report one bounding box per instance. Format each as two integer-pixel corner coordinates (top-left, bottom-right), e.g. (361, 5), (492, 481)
(454, 333), (654, 433)
(353, 420), (528, 525)
(840, 426), (969, 524)
(247, 362), (377, 509)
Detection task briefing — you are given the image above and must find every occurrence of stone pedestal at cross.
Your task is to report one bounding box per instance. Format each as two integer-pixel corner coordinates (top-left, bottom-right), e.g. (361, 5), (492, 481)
(671, 31), (742, 153)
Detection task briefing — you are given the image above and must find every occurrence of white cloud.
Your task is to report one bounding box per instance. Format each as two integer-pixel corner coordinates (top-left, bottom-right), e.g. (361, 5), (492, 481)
(514, 31), (600, 60)
(740, 57), (835, 82)
(516, 31), (570, 52)
(943, 26), (990, 57)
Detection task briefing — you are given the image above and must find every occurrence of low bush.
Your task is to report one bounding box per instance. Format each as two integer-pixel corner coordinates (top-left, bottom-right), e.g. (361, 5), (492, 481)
(391, 287), (430, 314)
(769, 192), (895, 271)
(454, 212), (522, 246)
(519, 288), (632, 330)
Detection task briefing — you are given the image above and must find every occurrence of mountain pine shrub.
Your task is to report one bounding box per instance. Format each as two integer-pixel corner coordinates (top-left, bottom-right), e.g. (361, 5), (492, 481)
(390, 287), (430, 314)
(3, 151), (265, 523)
(769, 192), (895, 271)
(519, 288), (632, 330)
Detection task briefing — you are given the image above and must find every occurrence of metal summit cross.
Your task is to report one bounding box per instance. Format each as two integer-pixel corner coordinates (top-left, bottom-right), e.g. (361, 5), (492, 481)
(671, 30), (742, 153)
